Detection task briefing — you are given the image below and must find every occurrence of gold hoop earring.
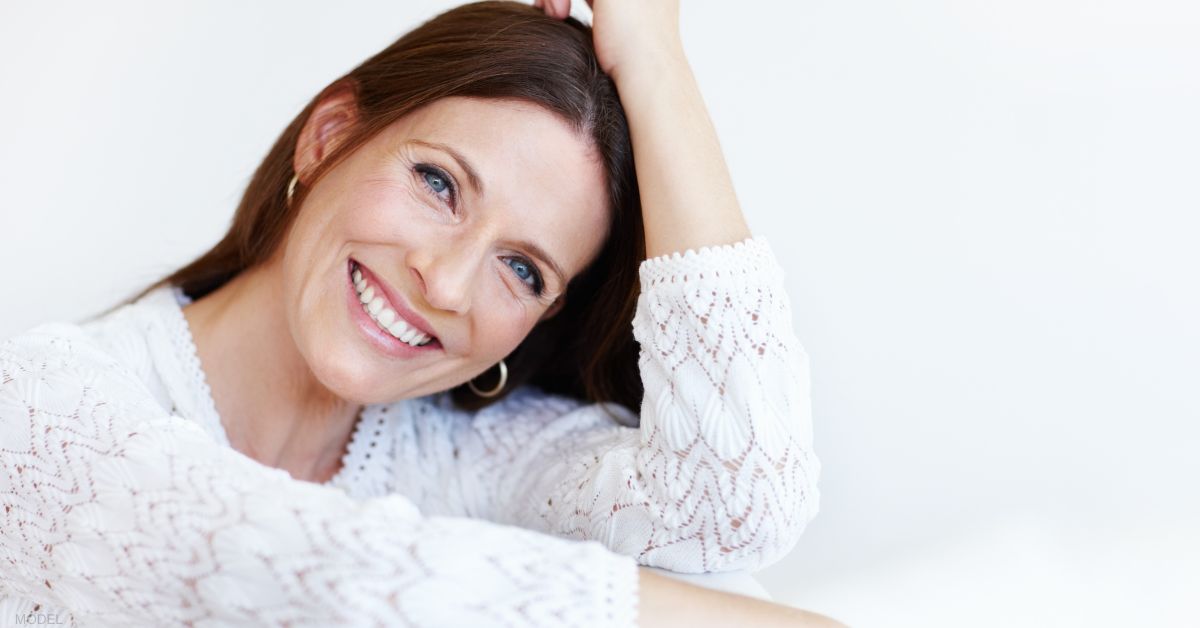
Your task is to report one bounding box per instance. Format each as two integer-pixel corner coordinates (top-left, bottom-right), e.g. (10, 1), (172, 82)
(286, 173), (299, 206)
(468, 359), (507, 397)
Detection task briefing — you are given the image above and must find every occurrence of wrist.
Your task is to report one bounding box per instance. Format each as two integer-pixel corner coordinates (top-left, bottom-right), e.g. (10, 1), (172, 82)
(608, 38), (689, 90)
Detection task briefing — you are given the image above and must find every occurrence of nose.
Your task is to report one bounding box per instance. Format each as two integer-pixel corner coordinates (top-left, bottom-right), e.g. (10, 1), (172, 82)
(408, 241), (482, 316)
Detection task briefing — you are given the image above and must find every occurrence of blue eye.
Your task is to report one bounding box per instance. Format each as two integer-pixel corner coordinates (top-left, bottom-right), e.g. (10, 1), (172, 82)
(505, 257), (545, 297)
(509, 258), (532, 281)
(423, 170), (448, 193)
(415, 164), (457, 208)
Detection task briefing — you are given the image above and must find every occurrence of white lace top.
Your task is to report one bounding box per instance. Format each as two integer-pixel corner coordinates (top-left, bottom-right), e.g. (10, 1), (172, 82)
(0, 236), (820, 627)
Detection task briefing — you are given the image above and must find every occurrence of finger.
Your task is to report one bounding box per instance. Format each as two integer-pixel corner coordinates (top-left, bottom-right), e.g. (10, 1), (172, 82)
(548, 0), (569, 19)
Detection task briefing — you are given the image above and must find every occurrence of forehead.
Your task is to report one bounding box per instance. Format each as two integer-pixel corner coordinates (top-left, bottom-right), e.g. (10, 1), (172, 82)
(376, 96), (610, 280)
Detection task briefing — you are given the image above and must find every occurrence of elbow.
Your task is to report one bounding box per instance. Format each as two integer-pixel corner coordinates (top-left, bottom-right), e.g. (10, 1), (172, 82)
(624, 444), (823, 574)
(713, 484), (821, 574)
(766, 448), (822, 567)
(762, 476), (822, 571)
(635, 483), (821, 574)
(708, 456), (823, 573)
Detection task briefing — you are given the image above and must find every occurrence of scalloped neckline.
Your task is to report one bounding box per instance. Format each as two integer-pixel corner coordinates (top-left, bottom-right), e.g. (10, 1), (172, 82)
(149, 284), (391, 492)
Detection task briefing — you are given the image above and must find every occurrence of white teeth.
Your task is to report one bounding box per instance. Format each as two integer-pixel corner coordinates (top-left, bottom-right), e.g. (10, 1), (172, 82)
(386, 319), (429, 346)
(352, 264), (434, 347)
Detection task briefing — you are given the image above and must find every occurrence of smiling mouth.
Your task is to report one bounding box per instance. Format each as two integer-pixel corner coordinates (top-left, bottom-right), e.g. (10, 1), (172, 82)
(349, 259), (439, 348)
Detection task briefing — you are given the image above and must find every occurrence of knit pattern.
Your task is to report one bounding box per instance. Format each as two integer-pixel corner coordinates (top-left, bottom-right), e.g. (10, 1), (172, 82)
(0, 328), (636, 627)
(387, 237), (821, 573)
(0, 235), (819, 626)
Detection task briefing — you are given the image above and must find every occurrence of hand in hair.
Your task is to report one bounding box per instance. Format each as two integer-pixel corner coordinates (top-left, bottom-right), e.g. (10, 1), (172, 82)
(531, 0), (683, 84)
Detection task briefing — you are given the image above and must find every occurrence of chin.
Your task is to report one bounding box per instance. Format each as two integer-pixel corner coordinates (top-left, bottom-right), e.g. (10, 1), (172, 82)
(303, 336), (392, 405)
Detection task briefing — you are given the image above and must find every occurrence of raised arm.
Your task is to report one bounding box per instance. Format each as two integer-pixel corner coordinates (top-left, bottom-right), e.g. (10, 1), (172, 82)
(388, 1), (821, 574)
(401, 235), (820, 573)
(540, 0), (752, 257)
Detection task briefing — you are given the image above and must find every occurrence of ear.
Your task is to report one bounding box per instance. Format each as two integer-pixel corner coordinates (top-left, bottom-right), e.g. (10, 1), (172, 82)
(538, 295), (566, 322)
(293, 86), (360, 183)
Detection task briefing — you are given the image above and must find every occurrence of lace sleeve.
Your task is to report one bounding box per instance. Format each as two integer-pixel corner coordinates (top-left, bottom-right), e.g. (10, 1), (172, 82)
(414, 235), (821, 574)
(0, 325), (637, 627)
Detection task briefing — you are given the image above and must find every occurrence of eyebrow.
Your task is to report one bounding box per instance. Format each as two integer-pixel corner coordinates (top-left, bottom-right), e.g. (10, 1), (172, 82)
(408, 139), (485, 198)
(408, 139), (568, 291)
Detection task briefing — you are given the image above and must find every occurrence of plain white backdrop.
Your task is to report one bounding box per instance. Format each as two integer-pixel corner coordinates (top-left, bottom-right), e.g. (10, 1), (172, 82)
(2, 1), (1197, 626)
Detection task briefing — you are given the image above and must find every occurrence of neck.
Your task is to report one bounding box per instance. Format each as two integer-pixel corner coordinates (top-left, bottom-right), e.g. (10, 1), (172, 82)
(181, 261), (361, 484)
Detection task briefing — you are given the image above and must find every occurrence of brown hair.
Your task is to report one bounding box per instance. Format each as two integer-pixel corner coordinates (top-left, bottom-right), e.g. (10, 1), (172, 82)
(92, 1), (645, 422)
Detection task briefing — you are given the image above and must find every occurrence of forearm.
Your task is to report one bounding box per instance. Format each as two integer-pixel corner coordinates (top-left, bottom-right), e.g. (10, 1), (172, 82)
(615, 47), (753, 260)
(638, 568), (847, 628)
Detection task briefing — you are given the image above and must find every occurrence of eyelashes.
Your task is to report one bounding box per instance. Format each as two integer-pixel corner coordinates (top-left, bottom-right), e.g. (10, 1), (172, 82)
(415, 163), (457, 207)
(412, 163), (547, 298)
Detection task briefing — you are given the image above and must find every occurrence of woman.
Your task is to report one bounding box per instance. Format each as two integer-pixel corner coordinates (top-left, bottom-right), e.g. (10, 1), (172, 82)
(0, 0), (836, 625)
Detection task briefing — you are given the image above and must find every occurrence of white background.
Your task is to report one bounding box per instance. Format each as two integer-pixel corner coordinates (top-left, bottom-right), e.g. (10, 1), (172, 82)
(2, 1), (1197, 626)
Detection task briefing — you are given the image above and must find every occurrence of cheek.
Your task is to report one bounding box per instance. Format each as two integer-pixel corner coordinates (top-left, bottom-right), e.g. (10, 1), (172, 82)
(471, 297), (541, 355)
(341, 181), (436, 242)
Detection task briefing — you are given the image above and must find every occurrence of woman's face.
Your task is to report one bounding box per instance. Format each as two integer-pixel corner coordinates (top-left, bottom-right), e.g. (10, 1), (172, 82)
(276, 95), (611, 404)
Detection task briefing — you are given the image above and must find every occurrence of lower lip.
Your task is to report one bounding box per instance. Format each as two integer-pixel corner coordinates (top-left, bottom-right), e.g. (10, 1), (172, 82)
(346, 259), (442, 359)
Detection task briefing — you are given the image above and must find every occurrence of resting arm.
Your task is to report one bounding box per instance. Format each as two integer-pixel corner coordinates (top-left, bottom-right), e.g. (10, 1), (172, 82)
(0, 325), (635, 626)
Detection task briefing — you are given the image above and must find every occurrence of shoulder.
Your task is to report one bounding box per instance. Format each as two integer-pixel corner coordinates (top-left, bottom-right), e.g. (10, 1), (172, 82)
(458, 385), (639, 437)
(2, 285), (176, 377)
(78, 285), (184, 374)
(1, 320), (116, 371)
(476, 385), (585, 421)
(380, 384), (636, 434)
(0, 320), (162, 414)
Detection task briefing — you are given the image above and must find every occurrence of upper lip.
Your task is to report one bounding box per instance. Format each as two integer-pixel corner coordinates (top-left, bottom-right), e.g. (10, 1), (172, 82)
(352, 259), (439, 341)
